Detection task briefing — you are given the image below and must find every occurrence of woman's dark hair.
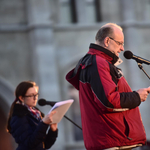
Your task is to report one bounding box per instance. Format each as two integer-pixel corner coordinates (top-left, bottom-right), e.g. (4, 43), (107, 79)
(7, 81), (38, 133)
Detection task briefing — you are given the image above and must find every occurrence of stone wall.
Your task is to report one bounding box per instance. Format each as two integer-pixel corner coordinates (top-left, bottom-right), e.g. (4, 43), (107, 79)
(1, 0), (150, 150)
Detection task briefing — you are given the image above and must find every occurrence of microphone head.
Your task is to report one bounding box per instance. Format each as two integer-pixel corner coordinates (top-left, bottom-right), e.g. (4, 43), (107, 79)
(38, 99), (46, 106)
(123, 50), (133, 59)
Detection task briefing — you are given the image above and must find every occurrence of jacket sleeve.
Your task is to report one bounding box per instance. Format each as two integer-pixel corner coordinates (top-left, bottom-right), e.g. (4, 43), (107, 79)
(44, 128), (58, 149)
(10, 115), (50, 149)
(89, 56), (141, 111)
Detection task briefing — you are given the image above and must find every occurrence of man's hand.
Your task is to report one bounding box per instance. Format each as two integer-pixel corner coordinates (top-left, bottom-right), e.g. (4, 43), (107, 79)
(136, 87), (150, 102)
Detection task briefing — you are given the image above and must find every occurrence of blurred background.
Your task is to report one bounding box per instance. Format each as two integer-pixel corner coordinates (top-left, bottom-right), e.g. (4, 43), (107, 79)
(1, 0), (150, 149)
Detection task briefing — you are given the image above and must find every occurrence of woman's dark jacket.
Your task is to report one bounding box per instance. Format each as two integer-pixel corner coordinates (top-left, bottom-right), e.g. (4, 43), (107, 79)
(10, 104), (58, 150)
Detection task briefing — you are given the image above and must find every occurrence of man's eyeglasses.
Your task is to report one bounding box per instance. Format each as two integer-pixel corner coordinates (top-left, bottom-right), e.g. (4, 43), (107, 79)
(109, 37), (124, 46)
(24, 93), (39, 99)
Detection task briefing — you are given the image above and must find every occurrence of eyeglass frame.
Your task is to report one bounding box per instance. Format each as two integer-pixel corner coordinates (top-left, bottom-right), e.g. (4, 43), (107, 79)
(109, 37), (124, 46)
(24, 93), (39, 99)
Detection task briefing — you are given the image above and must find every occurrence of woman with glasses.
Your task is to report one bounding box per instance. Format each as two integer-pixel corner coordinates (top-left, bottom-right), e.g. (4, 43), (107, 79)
(7, 81), (58, 150)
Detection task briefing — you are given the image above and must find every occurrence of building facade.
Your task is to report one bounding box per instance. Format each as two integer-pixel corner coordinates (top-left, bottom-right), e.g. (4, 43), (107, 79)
(1, 0), (150, 149)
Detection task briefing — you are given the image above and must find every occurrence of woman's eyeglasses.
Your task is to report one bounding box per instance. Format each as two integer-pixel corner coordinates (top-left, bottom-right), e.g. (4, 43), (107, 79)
(24, 93), (39, 99)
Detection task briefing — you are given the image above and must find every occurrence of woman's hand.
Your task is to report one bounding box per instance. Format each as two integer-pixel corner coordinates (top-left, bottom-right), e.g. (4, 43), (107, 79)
(42, 111), (56, 124)
(50, 123), (57, 131)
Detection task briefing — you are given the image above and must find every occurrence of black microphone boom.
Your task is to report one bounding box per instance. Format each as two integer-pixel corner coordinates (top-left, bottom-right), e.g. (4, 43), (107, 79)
(124, 50), (150, 65)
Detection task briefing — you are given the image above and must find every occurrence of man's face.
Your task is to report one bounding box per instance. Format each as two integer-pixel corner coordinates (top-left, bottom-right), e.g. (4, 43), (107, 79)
(107, 27), (124, 57)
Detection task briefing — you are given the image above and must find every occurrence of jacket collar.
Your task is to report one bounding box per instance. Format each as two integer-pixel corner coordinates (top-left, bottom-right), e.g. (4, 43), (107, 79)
(12, 104), (30, 117)
(89, 43), (120, 65)
(12, 104), (44, 117)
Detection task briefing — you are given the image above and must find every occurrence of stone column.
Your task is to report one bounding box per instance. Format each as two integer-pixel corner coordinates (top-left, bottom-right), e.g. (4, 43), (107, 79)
(121, 0), (141, 89)
(26, 0), (65, 149)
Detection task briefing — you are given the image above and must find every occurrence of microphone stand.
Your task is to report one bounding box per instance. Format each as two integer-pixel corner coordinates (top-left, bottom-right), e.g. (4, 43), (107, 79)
(63, 115), (82, 130)
(137, 63), (150, 80)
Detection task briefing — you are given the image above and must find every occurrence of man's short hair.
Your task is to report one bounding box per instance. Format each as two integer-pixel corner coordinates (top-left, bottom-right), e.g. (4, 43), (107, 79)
(95, 27), (113, 44)
(95, 23), (122, 44)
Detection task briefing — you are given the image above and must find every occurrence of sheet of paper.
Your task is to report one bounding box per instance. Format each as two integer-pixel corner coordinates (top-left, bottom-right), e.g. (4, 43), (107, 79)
(48, 99), (74, 124)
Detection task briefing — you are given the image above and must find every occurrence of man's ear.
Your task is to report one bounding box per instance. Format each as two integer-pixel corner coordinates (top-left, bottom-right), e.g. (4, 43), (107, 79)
(19, 96), (24, 103)
(104, 37), (109, 48)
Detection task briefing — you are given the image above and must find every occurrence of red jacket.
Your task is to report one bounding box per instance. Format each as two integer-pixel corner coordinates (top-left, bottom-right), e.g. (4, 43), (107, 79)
(66, 44), (146, 150)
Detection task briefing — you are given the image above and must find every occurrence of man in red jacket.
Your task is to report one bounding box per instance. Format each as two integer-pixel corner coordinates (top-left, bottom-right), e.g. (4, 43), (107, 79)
(66, 23), (150, 150)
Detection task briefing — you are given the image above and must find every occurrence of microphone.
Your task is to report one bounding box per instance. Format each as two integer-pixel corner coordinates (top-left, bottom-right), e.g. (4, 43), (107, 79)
(124, 50), (150, 65)
(38, 99), (56, 107)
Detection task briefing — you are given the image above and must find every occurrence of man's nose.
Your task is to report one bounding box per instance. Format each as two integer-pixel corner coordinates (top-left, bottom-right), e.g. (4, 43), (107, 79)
(120, 45), (124, 51)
